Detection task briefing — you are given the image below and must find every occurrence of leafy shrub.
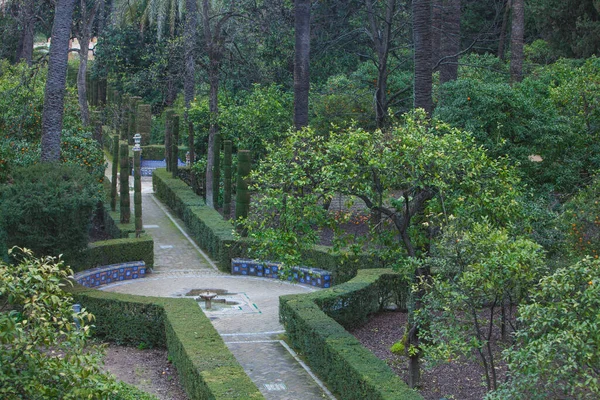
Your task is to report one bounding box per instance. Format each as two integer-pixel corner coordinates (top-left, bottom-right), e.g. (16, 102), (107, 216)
(562, 174), (600, 260)
(0, 164), (102, 263)
(489, 258), (600, 399)
(0, 248), (119, 399)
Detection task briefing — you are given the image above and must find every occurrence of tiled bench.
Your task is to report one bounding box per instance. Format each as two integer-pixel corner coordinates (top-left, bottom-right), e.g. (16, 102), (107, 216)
(72, 261), (147, 288)
(139, 159), (186, 176)
(231, 258), (332, 288)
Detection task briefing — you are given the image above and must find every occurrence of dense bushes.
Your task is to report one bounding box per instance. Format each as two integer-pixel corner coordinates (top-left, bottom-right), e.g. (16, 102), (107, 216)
(70, 286), (264, 399)
(0, 248), (120, 399)
(0, 164), (102, 263)
(280, 269), (419, 400)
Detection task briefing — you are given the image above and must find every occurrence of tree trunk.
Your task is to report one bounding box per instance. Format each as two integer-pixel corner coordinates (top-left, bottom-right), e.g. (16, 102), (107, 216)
(77, 37), (91, 126)
(439, 0), (461, 84)
(497, 0), (511, 60)
(510, 0), (524, 83)
(294, 0), (310, 130)
(413, 0), (433, 114)
(41, 0), (76, 163)
(17, 0), (35, 65)
(184, 0), (198, 192)
(205, 63), (219, 208)
(431, 0), (442, 67)
(366, 0), (395, 128)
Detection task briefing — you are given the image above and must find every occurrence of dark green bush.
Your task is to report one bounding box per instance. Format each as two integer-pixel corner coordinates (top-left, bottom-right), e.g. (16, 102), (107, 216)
(279, 269), (419, 400)
(70, 287), (264, 399)
(0, 164), (102, 263)
(73, 235), (154, 273)
(141, 144), (188, 161)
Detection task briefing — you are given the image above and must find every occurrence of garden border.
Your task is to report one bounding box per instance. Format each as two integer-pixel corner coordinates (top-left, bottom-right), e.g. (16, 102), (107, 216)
(279, 268), (421, 400)
(69, 286), (264, 400)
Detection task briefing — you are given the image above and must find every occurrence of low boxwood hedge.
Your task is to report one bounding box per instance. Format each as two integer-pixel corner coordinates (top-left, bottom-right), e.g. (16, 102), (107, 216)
(84, 235), (154, 271)
(70, 287), (264, 399)
(152, 169), (386, 282)
(279, 269), (420, 400)
(140, 144), (188, 162)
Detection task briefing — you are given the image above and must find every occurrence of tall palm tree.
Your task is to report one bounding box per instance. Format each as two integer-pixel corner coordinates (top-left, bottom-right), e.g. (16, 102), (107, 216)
(412, 0), (432, 114)
(41, 0), (76, 162)
(294, 0), (310, 130)
(73, 0), (103, 126)
(510, 0), (524, 83)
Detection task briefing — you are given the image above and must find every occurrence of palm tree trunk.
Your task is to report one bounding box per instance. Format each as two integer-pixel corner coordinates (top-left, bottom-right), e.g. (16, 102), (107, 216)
(184, 0), (198, 192)
(439, 0), (461, 84)
(510, 0), (524, 83)
(413, 0), (433, 114)
(17, 0), (35, 65)
(497, 0), (511, 60)
(77, 37), (91, 126)
(294, 0), (310, 130)
(41, 0), (76, 162)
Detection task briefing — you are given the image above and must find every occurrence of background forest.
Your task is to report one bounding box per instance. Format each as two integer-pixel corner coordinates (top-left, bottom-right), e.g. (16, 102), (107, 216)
(1, 0), (600, 399)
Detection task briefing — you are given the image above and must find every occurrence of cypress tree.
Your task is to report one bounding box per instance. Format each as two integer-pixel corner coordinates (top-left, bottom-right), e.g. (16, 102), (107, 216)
(119, 142), (130, 223)
(223, 140), (232, 218)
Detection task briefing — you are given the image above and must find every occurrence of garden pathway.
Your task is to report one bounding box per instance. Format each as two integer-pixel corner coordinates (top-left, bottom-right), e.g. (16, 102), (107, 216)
(101, 173), (336, 400)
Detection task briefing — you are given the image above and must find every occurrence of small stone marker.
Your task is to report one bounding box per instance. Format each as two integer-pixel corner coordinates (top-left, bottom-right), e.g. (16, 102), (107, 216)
(264, 383), (287, 391)
(143, 224), (160, 229)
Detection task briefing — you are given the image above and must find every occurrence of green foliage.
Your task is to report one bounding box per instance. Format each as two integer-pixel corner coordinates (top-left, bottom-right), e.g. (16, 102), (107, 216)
(0, 60), (46, 142)
(489, 258), (600, 399)
(140, 144), (188, 161)
(311, 73), (375, 133)
(59, 128), (107, 181)
(80, 235), (155, 273)
(529, 0), (600, 58)
(0, 164), (103, 264)
(279, 269), (421, 400)
(562, 174), (600, 260)
(419, 223), (545, 391)
(245, 110), (524, 271)
(435, 56), (600, 194)
(70, 286), (264, 399)
(0, 248), (119, 399)
(218, 84), (293, 160)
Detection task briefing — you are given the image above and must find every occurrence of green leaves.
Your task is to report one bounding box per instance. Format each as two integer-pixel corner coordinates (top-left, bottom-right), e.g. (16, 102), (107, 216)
(0, 248), (122, 399)
(490, 258), (600, 399)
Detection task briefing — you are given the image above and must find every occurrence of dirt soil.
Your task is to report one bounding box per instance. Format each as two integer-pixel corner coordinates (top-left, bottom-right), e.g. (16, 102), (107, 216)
(102, 344), (189, 400)
(350, 310), (507, 400)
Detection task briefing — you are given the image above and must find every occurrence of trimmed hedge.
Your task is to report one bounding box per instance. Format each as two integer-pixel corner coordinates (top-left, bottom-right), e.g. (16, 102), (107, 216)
(84, 235), (154, 271)
(153, 168), (241, 272)
(279, 269), (420, 400)
(140, 144), (188, 162)
(70, 287), (263, 399)
(152, 168), (385, 282)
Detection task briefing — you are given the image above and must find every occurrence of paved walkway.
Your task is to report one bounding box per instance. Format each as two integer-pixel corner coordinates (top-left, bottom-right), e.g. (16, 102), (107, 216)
(101, 175), (336, 400)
